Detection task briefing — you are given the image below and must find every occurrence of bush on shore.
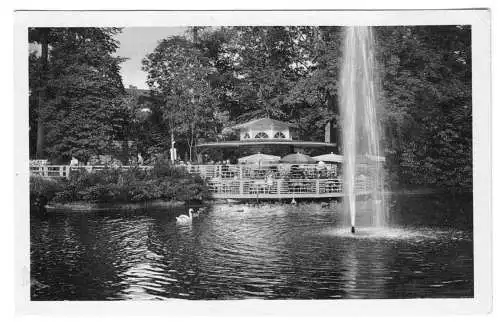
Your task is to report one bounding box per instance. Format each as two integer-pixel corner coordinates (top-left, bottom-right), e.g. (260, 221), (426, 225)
(30, 161), (210, 205)
(30, 176), (65, 205)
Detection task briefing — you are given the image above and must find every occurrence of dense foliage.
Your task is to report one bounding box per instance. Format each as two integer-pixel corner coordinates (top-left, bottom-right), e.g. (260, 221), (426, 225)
(29, 26), (472, 192)
(30, 162), (209, 205)
(30, 176), (65, 204)
(29, 28), (130, 163)
(375, 26), (472, 191)
(142, 36), (228, 160)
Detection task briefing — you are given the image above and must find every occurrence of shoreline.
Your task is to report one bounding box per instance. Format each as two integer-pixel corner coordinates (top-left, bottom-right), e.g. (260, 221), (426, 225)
(41, 189), (471, 212)
(44, 199), (189, 212)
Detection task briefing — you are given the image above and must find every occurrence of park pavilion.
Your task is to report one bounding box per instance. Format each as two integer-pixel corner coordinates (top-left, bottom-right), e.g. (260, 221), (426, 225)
(195, 118), (337, 163)
(184, 118), (373, 200)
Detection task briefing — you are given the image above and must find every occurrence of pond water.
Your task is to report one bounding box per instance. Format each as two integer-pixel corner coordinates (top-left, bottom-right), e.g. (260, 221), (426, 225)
(30, 193), (473, 300)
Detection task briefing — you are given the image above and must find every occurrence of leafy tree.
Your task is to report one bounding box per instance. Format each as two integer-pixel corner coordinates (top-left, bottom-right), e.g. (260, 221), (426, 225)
(196, 26), (343, 141)
(142, 36), (227, 161)
(283, 26), (343, 141)
(121, 88), (171, 160)
(29, 28), (56, 159)
(29, 28), (127, 163)
(375, 25), (472, 191)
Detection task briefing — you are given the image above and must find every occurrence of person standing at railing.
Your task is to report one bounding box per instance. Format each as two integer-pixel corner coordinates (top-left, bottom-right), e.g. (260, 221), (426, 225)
(265, 172), (274, 194)
(70, 156), (79, 167)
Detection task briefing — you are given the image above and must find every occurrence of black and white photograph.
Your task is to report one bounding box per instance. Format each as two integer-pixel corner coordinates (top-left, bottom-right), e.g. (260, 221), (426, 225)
(14, 9), (491, 315)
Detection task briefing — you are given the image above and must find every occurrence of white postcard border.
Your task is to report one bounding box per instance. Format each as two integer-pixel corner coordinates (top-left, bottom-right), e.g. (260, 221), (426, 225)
(14, 9), (492, 316)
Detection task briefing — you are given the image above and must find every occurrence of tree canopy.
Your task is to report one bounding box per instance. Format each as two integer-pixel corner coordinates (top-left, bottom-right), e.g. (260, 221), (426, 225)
(29, 28), (128, 163)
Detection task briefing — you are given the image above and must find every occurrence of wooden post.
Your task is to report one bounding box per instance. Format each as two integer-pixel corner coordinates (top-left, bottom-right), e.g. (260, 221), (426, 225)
(66, 166), (70, 179)
(43, 166), (48, 177)
(239, 179), (244, 195)
(316, 179), (320, 195)
(59, 166), (63, 177)
(277, 180), (282, 197)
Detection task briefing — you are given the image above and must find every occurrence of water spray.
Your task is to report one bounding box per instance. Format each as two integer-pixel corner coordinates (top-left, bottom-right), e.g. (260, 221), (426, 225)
(340, 26), (387, 231)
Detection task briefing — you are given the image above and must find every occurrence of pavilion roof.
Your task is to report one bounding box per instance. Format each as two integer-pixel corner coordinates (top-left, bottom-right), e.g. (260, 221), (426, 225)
(196, 139), (336, 148)
(227, 118), (295, 130)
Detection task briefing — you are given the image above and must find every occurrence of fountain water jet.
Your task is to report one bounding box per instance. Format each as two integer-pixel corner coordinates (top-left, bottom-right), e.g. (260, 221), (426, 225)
(340, 26), (386, 233)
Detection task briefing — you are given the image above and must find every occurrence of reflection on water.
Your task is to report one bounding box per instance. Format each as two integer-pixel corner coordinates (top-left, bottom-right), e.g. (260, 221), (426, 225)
(30, 194), (473, 300)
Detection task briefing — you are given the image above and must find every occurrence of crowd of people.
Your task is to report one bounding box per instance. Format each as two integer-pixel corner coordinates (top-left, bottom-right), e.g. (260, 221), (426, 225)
(204, 163), (343, 195)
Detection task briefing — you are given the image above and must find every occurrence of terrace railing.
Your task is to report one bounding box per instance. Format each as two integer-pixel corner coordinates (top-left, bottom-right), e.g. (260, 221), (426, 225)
(29, 165), (153, 179)
(206, 177), (371, 199)
(30, 163), (338, 179)
(30, 165), (72, 179)
(185, 164), (338, 180)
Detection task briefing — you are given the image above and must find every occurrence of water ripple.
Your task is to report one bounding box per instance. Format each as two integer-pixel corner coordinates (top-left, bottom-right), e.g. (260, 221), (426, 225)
(31, 196), (473, 300)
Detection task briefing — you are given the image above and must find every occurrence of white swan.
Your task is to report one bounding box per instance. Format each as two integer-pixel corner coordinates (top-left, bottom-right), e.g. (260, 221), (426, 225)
(176, 208), (194, 224)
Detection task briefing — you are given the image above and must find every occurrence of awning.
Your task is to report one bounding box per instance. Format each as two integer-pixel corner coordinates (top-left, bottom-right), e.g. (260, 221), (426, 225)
(197, 140), (337, 148)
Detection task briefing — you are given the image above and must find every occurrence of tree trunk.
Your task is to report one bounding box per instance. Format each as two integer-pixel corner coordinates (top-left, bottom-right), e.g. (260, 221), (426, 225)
(36, 29), (49, 159)
(188, 123), (196, 162)
(188, 135), (194, 162)
(36, 111), (45, 159)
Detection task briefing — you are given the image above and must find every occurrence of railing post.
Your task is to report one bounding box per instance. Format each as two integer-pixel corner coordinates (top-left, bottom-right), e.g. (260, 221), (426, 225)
(66, 166), (71, 179)
(43, 166), (48, 177)
(59, 166), (64, 177)
(316, 179), (320, 195)
(277, 180), (282, 197)
(239, 179), (243, 195)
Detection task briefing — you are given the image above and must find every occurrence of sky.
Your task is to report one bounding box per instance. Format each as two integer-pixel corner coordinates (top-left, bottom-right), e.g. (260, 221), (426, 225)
(115, 27), (187, 89)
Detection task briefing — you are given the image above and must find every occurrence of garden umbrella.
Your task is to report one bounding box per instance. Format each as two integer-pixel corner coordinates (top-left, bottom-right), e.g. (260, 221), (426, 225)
(238, 153), (281, 164)
(281, 152), (316, 164)
(312, 152), (344, 163)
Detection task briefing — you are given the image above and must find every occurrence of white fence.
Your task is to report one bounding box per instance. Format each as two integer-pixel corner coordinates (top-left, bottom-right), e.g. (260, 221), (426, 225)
(30, 163), (337, 180)
(206, 177), (371, 198)
(29, 163), (375, 198)
(29, 165), (153, 179)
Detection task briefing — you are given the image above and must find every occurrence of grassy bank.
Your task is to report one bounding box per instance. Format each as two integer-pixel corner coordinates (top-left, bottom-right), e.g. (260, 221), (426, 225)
(30, 161), (210, 208)
(44, 200), (186, 211)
